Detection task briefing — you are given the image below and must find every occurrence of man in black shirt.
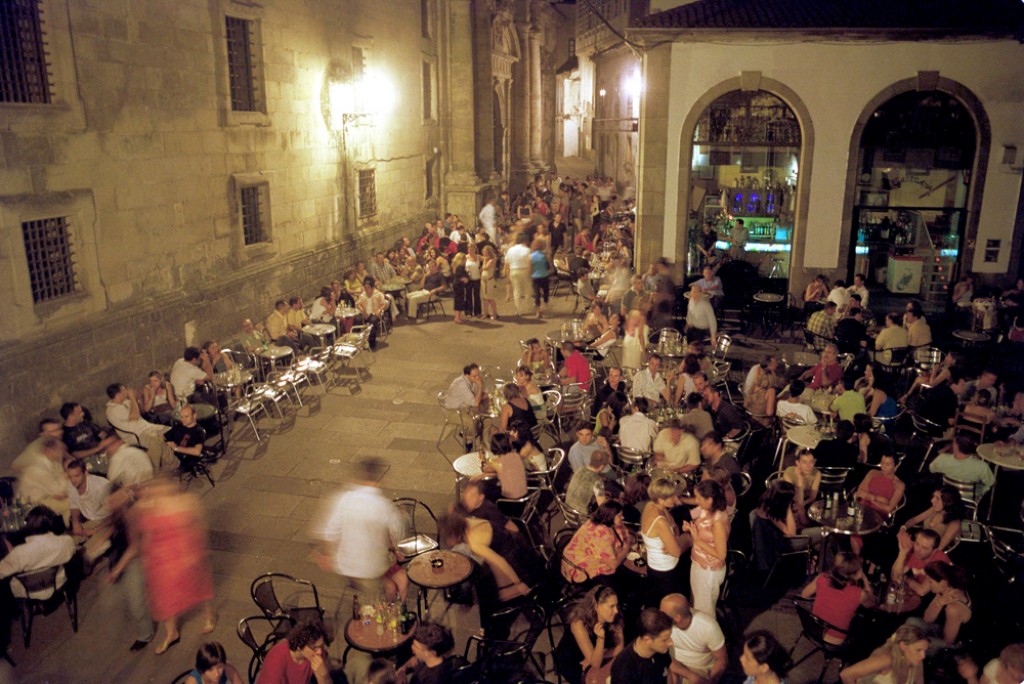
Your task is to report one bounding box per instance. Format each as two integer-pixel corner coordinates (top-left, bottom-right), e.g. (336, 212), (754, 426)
(705, 386), (745, 439)
(458, 479), (516, 535)
(61, 402), (119, 460)
(164, 404), (207, 460)
(813, 419), (859, 469)
(835, 308), (868, 356)
(611, 608), (674, 684)
(593, 367), (627, 417)
(917, 369), (967, 431)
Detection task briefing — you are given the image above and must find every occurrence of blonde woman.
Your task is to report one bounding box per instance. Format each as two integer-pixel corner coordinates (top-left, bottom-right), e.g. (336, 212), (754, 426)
(840, 624), (928, 684)
(621, 310), (649, 372)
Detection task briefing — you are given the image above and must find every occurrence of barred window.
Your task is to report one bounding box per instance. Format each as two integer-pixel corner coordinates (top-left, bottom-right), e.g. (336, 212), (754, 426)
(425, 158), (436, 200)
(225, 16), (263, 112)
(0, 0), (52, 104)
(240, 183), (270, 245)
(22, 216), (78, 303)
(358, 169), (377, 218)
(422, 60), (433, 120)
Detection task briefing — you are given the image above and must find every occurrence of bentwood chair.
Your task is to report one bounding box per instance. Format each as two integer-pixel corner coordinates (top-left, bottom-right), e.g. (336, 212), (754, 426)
(13, 563), (79, 647)
(393, 498), (440, 560)
(237, 615), (285, 683)
(789, 599), (856, 683)
(250, 573), (324, 637)
(463, 603), (547, 682)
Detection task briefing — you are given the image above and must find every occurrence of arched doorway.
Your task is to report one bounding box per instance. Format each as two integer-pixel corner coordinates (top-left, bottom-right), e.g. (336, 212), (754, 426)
(848, 91), (977, 311)
(688, 90), (801, 294)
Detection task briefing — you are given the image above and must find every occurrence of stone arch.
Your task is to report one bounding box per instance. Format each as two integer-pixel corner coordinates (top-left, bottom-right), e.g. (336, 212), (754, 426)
(676, 74), (815, 295)
(836, 75), (991, 282)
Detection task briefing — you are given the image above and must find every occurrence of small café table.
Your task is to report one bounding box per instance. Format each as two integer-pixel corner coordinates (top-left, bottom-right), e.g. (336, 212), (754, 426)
(338, 307), (359, 333)
(775, 424), (830, 469)
(808, 499), (885, 571)
(257, 345), (294, 378)
(452, 451), (495, 498)
(406, 550), (475, 618)
(751, 292), (785, 337)
(213, 369), (253, 394)
(952, 330), (990, 346)
(342, 613), (417, 666)
(301, 323), (336, 347)
(976, 442), (1024, 518)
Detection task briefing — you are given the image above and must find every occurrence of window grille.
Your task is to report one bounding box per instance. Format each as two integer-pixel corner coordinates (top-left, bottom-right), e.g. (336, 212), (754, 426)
(425, 158), (435, 199)
(352, 46), (367, 81)
(358, 169), (377, 218)
(0, 0), (52, 104)
(240, 184), (269, 245)
(22, 217), (78, 303)
(420, 0), (431, 38)
(225, 16), (262, 112)
(422, 61), (432, 120)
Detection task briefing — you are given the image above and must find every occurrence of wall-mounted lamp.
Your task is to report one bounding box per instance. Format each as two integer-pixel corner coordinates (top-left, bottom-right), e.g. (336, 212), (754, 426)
(598, 88), (606, 97)
(325, 67), (397, 134)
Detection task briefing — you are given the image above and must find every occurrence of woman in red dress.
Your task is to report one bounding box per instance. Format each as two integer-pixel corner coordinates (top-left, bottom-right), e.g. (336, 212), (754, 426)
(110, 476), (215, 654)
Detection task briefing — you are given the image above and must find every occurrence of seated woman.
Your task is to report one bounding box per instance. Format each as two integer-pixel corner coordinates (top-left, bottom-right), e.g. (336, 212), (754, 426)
(481, 432), (527, 500)
(902, 485), (963, 553)
(582, 300), (609, 341)
(854, 413), (895, 466)
(840, 623), (928, 684)
(497, 384), (536, 434)
(508, 420), (546, 472)
(342, 268), (363, 305)
(863, 364), (899, 419)
(851, 452), (905, 554)
(0, 506), (75, 600)
(594, 391), (627, 442)
(751, 481), (798, 575)
(561, 502), (632, 586)
(803, 273), (830, 314)
(309, 286), (337, 326)
(588, 313), (622, 360)
(519, 338), (552, 374)
(799, 552), (873, 644)
(783, 450), (821, 529)
(901, 350), (957, 405)
(673, 354), (702, 407)
(553, 585), (624, 684)
(740, 631), (791, 684)
(742, 355), (782, 426)
(909, 561), (972, 651)
(513, 365), (545, 421)
(141, 370), (177, 424)
(200, 340), (235, 376)
(183, 642), (244, 684)
(622, 472), (651, 526)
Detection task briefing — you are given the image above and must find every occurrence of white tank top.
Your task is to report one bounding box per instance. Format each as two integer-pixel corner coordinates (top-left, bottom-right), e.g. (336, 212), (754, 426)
(641, 514), (679, 571)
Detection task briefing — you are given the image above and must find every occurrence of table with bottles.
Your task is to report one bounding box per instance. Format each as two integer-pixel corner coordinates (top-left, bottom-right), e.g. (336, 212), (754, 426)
(342, 595), (418, 666)
(1, 500), (30, 535)
(807, 495), (886, 571)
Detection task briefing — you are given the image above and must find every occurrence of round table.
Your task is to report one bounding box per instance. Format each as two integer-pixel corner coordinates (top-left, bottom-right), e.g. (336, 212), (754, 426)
(787, 425), (829, 450)
(213, 369), (253, 391)
(751, 292), (785, 336)
(808, 499), (886, 571)
(338, 307), (359, 333)
(453, 451), (491, 478)
(873, 578), (922, 616)
(406, 550), (475, 617)
(753, 292), (784, 304)
(953, 330), (990, 344)
(976, 442), (1024, 518)
(343, 613), (417, 666)
(302, 323), (336, 346)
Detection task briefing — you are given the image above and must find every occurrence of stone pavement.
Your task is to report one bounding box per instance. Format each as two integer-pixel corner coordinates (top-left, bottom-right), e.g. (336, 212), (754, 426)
(4, 290), (813, 684)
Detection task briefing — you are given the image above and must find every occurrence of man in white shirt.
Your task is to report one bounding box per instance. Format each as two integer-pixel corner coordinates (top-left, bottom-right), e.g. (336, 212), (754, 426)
(356, 277), (389, 350)
(653, 420), (701, 474)
(618, 398), (659, 453)
(106, 437), (155, 487)
(686, 285), (717, 344)
(775, 379), (818, 425)
(312, 457), (406, 597)
(504, 234), (532, 316)
(170, 347), (213, 404)
(478, 198), (498, 244)
(847, 273), (869, 309)
(13, 437), (70, 522)
(660, 593), (728, 684)
(827, 280), (851, 316)
(105, 383), (171, 469)
(632, 354), (672, 405)
(444, 363), (484, 450)
(66, 459), (114, 561)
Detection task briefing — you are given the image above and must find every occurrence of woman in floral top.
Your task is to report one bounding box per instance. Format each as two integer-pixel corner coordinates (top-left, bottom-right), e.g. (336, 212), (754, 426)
(561, 502), (632, 585)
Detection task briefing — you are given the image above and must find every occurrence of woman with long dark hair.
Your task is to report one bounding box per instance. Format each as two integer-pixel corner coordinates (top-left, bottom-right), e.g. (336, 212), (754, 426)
(683, 480), (729, 614)
(800, 552), (873, 644)
(561, 501), (632, 586)
(553, 585), (624, 684)
(740, 630), (790, 684)
(902, 485), (962, 552)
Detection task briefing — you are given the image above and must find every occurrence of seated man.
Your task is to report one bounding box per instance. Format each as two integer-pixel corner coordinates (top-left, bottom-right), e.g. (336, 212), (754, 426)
(356, 276), (388, 351)
(105, 437), (155, 487)
(610, 608), (675, 684)
(406, 259), (448, 318)
(696, 265), (725, 303)
(680, 392), (714, 440)
(652, 420), (700, 474)
(0, 506), (76, 600)
(806, 301), (838, 350)
(705, 386), (746, 439)
(254, 620), (332, 684)
(632, 353), (672, 406)
(917, 368), (968, 429)
(800, 344), (843, 391)
(65, 459), (113, 560)
(265, 299), (303, 353)
(567, 426), (608, 473)
(928, 434), (995, 500)
(892, 527), (950, 596)
(164, 404), (208, 465)
(835, 308), (868, 356)
(813, 419), (859, 469)
(169, 347), (215, 405)
(873, 312), (909, 366)
(593, 367), (627, 417)
(559, 341), (592, 392)
(618, 397), (659, 453)
(105, 383), (171, 469)
(14, 418), (64, 465)
(775, 380), (818, 425)
(830, 376), (867, 422)
(444, 363), (484, 450)
(238, 318), (271, 356)
(904, 301), (932, 348)
(659, 593), (728, 684)
(459, 479), (517, 535)
(397, 621), (458, 684)
(700, 431), (740, 476)
(13, 436), (70, 522)
(61, 401), (119, 461)
(565, 450), (612, 513)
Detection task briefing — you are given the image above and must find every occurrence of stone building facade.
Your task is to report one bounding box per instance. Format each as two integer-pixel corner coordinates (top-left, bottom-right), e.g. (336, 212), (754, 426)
(0, 0), (567, 454)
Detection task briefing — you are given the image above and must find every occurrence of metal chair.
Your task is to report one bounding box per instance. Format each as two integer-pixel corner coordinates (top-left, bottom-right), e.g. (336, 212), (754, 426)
(556, 387), (591, 439)
(765, 470), (786, 488)
(249, 380), (293, 419)
(393, 498), (440, 560)
(789, 599), (855, 683)
(436, 390), (475, 455)
(918, 438), (951, 473)
(226, 384), (269, 442)
(294, 347), (332, 392)
(464, 603), (547, 682)
(497, 488), (541, 525)
(175, 426), (216, 488)
(613, 443), (652, 476)
(12, 563), (78, 647)
(910, 413), (946, 441)
(984, 524), (1024, 584)
(250, 572), (324, 636)
(803, 329), (837, 352)
(237, 615), (286, 683)
(732, 471), (753, 498)
(818, 467), (852, 494)
(942, 474), (980, 518)
(532, 389), (562, 445)
(711, 333), (732, 361)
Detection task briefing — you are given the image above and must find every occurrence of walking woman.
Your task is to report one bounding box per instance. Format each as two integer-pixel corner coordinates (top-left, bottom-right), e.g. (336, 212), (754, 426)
(466, 242), (483, 318)
(531, 237), (551, 318)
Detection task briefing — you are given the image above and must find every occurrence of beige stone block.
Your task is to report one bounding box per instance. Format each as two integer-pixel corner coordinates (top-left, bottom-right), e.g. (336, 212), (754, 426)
(0, 169), (32, 195)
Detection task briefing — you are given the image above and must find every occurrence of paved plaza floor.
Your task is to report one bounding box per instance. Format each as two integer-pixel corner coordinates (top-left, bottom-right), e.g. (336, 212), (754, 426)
(3, 290), (815, 684)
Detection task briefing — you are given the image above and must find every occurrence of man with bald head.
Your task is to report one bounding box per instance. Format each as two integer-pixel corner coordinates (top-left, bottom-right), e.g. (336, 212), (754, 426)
(659, 593), (728, 684)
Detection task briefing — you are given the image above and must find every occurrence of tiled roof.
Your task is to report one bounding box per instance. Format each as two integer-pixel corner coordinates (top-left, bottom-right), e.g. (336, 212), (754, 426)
(632, 0), (1024, 34)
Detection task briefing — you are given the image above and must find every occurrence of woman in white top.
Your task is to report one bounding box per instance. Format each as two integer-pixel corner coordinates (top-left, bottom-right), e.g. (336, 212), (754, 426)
(621, 310), (649, 372)
(640, 477), (690, 606)
(588, 313), (622, 360)
(465, 242), (483, 318)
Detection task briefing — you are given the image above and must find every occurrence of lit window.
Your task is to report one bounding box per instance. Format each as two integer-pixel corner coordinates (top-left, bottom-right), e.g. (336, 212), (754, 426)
(22, 217), (78, 303)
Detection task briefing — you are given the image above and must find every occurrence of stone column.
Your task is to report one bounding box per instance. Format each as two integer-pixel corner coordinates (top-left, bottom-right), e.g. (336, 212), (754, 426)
(528, 27), (543, 164)
(634, 43), (672, 274)
(443, 0), (485, 219)
(509, 20), (532, 191)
